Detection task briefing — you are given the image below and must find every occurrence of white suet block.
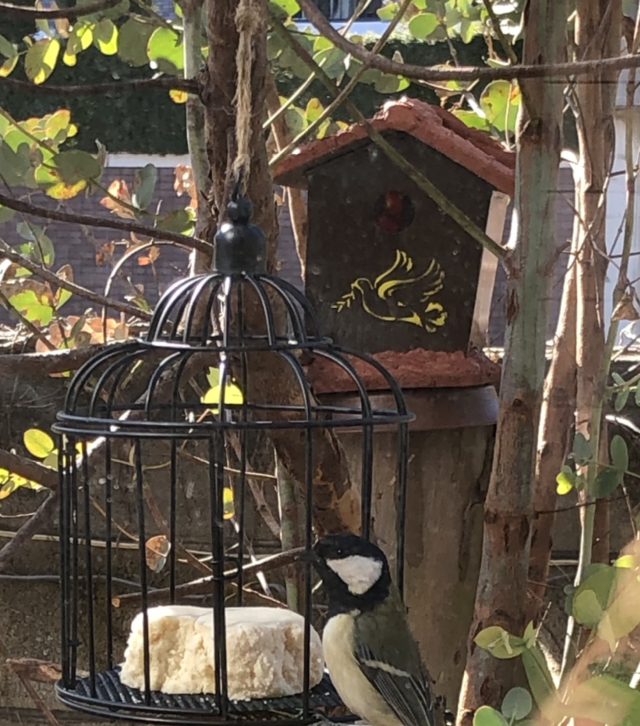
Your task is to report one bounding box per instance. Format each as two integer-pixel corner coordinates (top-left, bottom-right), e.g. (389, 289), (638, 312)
(119, 605), (324, 700)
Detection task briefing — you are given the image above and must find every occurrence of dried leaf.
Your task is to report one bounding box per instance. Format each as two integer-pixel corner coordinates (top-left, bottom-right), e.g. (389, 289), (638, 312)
(145, 534), (171, 573)
(612, 291), (640, 321)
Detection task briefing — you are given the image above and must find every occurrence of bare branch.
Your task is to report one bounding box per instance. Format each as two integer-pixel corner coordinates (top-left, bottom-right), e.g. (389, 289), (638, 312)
(0, 76), (199, 95)
(0, 192), (211, 255)
(0, 244), (153, 320)
(1, 0), (122, 19)
(297, 0), (640, 83)
(0, 450), (58, 491)
(0, 342), (115, 377)
(0, 492), (58, 573)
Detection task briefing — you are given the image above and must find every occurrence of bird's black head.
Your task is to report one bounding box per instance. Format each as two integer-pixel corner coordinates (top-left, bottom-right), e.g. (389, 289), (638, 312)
(306, 533), (391, 614)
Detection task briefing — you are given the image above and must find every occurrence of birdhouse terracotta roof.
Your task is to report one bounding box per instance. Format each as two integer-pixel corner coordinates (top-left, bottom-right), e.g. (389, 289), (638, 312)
(273, 98), (515, 196)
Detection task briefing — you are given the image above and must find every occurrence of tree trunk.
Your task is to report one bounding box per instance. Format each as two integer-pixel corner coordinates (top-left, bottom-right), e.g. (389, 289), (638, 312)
(527, 224), (578, 623)
(202, 0), (359, 535)
(457, 1), (567, 721)
(561, 0), (621, 676)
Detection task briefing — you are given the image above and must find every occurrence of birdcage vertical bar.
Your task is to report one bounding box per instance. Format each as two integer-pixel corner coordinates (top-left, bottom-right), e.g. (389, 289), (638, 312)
(70, 439), (79, 686)
(104, 440), (114, 670)
(302, 420), (314, 719)
(395, 421), (410, 597)
(236, 285), (247, 605)
(209, 433), (229, 716)
(133, 439), (151, 705)
(360, 421), (373, 541)
(59, 436), (71, 685)
(80, 441), (97, 694)
(169, 439), (178, 602)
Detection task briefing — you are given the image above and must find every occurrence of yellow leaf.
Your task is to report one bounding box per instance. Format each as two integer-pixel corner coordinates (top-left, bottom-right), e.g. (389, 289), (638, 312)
(23, 428), (56, 459)
(0, 53), (18, 78)
(46, 179), (88, 200)
(62, 48), (77, 66)
(169, 89), (188, 103)
(25, 38), (61, 85)
(0, 479), (17, 500)
(223, 487), (235, 520)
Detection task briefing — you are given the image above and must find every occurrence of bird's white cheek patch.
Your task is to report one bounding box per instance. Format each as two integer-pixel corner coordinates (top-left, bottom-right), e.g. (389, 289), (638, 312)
(326, 556), (383, 595)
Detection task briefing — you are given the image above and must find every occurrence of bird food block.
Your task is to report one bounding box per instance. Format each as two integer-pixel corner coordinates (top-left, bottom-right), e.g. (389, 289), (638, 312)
(120, 605), (325, 700)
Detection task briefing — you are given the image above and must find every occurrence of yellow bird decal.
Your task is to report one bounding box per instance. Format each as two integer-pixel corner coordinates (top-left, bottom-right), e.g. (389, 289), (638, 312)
(332, 250), (448, 332)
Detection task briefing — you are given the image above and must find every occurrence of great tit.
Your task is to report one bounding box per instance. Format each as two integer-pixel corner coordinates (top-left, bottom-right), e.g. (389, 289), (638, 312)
(305, 533), (444, 726)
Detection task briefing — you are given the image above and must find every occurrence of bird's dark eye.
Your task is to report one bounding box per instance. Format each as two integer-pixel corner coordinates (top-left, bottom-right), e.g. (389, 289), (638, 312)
(336, 548), (343, 556)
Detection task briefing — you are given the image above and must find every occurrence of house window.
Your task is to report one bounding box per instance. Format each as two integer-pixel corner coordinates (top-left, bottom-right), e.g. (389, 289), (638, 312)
(297, 0), (383, 21)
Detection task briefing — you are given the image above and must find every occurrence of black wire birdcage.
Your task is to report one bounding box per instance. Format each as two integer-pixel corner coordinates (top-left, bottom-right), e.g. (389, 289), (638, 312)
(53, 197), (413, 725)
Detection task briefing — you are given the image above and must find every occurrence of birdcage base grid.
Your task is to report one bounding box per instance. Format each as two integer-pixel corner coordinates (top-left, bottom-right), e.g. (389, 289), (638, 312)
(56, 668), (356, 726)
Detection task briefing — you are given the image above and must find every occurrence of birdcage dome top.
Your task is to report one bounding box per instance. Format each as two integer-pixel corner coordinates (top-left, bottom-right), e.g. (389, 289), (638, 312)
(53, 254), (412, 440)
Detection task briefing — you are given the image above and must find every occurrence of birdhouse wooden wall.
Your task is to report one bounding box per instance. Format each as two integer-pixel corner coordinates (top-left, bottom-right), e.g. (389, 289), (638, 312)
(304, 131), (497, 356)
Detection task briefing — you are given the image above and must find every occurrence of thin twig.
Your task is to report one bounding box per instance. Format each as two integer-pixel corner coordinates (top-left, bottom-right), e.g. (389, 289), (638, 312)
(113, 546), (305, 607)
(0, 289), (56, 350)
(0, 193), (210, 255)
(0, 243), (152, 320)
(0, 342), (116, 377)
(0, 449), (58, 491)
(0, 491), (58, 573)
(1, 0), (120, 18)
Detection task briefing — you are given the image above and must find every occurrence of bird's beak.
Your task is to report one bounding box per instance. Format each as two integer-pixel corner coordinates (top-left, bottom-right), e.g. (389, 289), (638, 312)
(298, 548), (319, 565)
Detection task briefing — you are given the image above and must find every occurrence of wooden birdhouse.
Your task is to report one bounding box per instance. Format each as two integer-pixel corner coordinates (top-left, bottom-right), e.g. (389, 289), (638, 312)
(274, 98), (515, 393)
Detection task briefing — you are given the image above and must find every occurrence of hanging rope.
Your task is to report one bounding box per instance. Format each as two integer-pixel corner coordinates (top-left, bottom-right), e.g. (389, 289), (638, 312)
(233, 0), (263, 195)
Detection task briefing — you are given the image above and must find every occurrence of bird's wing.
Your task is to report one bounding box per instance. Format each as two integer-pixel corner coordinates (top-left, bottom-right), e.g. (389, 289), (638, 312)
(353, 590), (435, 726)
(373, 250), (412, 290)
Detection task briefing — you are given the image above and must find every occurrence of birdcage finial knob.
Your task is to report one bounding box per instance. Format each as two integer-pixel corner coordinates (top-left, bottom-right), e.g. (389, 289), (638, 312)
(214, 194), (267, 275)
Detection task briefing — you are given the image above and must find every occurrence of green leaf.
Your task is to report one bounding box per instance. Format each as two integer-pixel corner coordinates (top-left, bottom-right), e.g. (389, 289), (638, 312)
(473, 706), (507, 726)
(572, 431), (592, 466)
(0, 141), (30, 185)
(452, 109), (491, 131)
(573, 589), (604, 627)
(377, 2), (399, 20)
(284, 106), (306, 136)
(271, 0), (300, 16)
(0, 34), (16, 59)
(408, 13), (439, 39)
(0, 205), (15, 224)
(573, 565), (616, 626)
(634, 384), (640, 407)
(611, 434), (629, 473)
(474, 626), (526, 659)
(6, 290), (54, 326)
(373, 71), (409, 94)
(24, 428), (56, 459)
(615, 388), (630, 412)
(501, 687), (532, 720)
(312, 47), (345, 79)
(25, 38), (61, 84)
(133, 163), (157, 210)
(521, 646), (556, 712)
(45, 109), (73, 144)
(147, 27), (184, 75)
(16, 222), (55, 266)
(52, 150), (102, 184)
(593, 466), (621, 499)
(523, 620), (536, 647)
(556, 465), (575, 495)
(157, 209), (195, 234)
(479, 80), (521, 133)
(0, 52), (19, 77)
(118, 18), (154, 66)
(93, 18), (118, 55)
(305, 97), (324, 123)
